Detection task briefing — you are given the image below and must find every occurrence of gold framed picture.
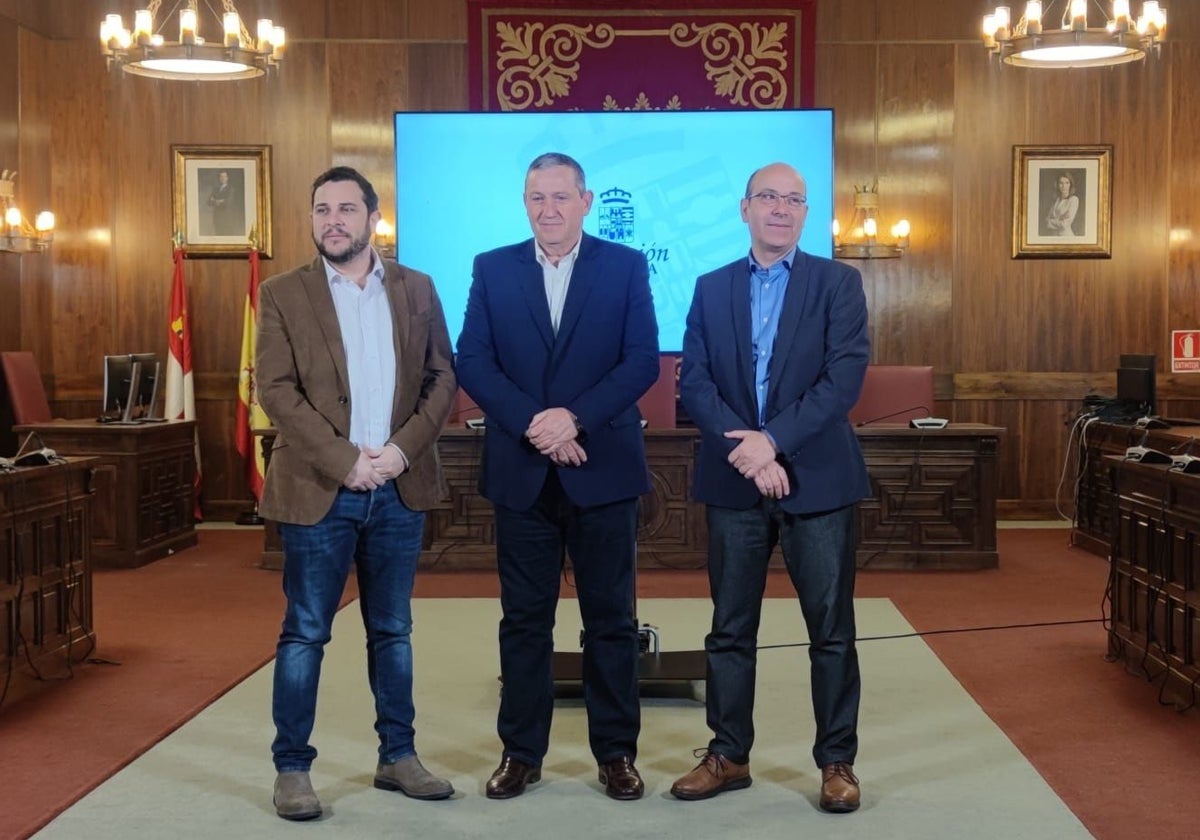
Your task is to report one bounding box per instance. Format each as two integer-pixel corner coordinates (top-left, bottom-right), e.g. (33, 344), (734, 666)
(1012, 145), (1112, 259)
(171, 144), (272, 258)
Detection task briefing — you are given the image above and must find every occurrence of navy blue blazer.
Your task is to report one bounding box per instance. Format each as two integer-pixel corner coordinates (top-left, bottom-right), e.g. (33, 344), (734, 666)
(680, 251), (871, 515)
(456, 233), (660, 511)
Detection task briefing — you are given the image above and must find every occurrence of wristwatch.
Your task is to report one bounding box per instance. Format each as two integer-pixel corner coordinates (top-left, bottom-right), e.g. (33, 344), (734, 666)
(572, 414), (588, 444)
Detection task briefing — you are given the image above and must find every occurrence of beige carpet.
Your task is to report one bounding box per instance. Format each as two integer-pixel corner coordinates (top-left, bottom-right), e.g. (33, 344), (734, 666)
(35, 598), (1091, 839)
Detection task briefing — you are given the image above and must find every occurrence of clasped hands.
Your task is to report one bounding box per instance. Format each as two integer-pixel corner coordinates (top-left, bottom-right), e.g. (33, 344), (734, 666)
(725, 429), (790, 499)
(343, 445), (407, 491)
(527, 407), (587, 467)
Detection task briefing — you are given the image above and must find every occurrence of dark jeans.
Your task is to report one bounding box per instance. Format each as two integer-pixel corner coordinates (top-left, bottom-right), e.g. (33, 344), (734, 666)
(271, 484), (424, 772)
(705, 501), (860, 768)
(493, 470), (640, 766)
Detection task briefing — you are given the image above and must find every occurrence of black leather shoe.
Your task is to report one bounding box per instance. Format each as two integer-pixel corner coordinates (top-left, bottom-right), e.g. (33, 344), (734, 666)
(485, 756), (541, 799)
(598, 756), (644, 801)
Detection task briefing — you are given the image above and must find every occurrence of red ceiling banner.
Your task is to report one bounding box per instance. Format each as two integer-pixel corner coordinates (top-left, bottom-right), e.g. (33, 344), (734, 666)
(467, 0), (817, 112)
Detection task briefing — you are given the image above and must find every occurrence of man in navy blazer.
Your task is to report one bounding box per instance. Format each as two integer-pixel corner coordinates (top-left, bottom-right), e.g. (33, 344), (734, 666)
(670, 163), (870, 814)
(456, 153), (659, 801)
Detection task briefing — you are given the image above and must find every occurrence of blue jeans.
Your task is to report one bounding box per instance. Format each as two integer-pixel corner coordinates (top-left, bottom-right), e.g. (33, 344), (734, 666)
(271, 484), (424, 772)
(705, 501), (860, 768)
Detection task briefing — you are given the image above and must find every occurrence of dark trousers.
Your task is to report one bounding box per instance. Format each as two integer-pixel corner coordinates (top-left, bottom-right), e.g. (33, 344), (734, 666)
(705, 501), (860, 768)
(493, 470), (640, 766)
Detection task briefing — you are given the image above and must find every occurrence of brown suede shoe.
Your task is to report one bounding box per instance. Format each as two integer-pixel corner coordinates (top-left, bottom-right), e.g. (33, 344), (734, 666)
(819, 762), (860, 813)
(669, 750), (752, 801)
(374, 755), (454, 800)
(273, 771), (321, 821)
(598, 756), (644, 801)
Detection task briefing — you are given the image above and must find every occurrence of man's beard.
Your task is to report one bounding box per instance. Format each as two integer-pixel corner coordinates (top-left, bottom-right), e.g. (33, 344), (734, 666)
(314, 228), (371, 265)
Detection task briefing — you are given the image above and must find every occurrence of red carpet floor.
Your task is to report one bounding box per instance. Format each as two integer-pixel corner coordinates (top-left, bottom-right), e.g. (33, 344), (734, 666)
(0, 529), (1196, 839)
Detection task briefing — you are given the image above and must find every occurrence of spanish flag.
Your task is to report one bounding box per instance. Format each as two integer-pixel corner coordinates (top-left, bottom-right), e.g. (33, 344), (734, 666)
(164, 247), (203, 520)
(236, 249), (270, 500)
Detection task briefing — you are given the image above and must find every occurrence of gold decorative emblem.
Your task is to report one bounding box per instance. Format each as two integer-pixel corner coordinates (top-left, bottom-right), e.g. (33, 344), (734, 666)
(493, 21), (616, 111)
(669, 22), (789, 109)
(601, 93), (683, 111)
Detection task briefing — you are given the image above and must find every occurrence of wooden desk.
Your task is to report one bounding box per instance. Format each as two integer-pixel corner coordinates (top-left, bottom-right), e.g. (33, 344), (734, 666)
(1101, 454), (1200, 708)
(15, 420), (197, 568)
(255, 424), (1002, 571)
(427, 425), (1002, 571)
(1072, 421), (1200, 557)
(1, 458), (95, 708)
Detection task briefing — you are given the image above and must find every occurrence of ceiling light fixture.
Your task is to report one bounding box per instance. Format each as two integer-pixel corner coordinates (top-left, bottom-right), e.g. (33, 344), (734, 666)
(100, 0), (285, 81)
(982, 1), (1166, 69)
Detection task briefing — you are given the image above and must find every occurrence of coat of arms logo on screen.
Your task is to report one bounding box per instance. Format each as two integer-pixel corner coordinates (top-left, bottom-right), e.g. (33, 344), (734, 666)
(598, 187), (634, 244)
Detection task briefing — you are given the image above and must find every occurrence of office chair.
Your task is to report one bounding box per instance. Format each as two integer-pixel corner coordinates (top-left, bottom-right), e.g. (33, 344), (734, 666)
(848, 365), (935, 426)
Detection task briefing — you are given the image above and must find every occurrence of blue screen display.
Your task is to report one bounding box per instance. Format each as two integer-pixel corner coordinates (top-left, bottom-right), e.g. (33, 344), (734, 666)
(393, 110), (834, 351)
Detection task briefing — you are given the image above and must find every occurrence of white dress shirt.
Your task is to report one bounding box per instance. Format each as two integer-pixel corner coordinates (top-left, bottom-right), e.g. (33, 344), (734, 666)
(323, 250), (396, 450)
(535, 236), (582, 334)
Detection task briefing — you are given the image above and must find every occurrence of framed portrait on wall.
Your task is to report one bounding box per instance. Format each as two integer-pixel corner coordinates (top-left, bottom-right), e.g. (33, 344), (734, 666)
(171, 144), (272, 257)
(1012, 145), (1111, 259)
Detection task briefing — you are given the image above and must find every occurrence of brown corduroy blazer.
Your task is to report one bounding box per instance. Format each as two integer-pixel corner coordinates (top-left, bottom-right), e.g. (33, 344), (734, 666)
(255, 256), (456, 525)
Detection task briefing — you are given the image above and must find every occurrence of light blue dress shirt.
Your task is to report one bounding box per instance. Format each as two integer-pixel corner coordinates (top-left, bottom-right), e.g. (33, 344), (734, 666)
(749, 247), (796, 426)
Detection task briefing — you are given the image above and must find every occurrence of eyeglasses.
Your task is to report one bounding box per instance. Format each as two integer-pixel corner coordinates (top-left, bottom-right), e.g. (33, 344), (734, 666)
(747, 190), (807, 210)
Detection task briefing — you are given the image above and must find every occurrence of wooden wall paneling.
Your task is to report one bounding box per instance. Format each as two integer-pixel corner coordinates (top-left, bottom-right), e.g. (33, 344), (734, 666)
(0, 17), (21, 352)
(814, 44), (878, 345)
(815, 0), (876, 44)
(264, 41), (334, 274)
(1020, 398), (1080, 512)
(1097, 57), (1171, 368)
(407, 43), (469, 111)
(326, 0), (409, 40)
(952, 46), (1028, 374)
(16, 28), (53, 365)
(1022, 66), (1102, 373)
(875, 0), (982, 43)
(40, 39), (112, 386)
(1168, 44), (1200, 371)
(229, 0), (330, 41)
(328, 41), (410, 231)
(408, 0), (468, 42)
(873, 43), (955, 368)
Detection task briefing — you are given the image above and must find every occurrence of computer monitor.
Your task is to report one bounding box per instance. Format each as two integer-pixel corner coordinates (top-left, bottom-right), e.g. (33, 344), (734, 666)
(102, 353), (160, 422)
(1116, 353), (1156, 417)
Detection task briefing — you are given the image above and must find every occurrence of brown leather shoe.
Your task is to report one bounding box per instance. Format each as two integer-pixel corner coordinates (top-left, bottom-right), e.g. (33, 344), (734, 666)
(598, 756), (644, 801)
(669, 750), (752, 801)
(485, 756), (542, 799)
(819, 762), (860, 813)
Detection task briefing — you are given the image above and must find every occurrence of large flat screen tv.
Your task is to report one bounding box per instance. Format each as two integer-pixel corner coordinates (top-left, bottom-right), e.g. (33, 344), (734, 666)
(393, 109), (835, 352)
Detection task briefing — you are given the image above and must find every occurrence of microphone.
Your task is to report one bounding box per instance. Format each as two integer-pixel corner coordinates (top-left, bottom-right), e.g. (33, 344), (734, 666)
(855, 405), (930, 427)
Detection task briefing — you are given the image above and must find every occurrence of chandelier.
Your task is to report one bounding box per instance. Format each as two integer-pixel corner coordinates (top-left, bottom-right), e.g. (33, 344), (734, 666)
(0, 171), (54, 255)
(982, 1), (1167, 68)
(100, 1), (285, 81)
(832, 182), (910, 260)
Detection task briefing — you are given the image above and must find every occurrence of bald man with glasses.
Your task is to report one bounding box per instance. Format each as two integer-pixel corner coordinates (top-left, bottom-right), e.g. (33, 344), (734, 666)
(671, 162), (870, 814)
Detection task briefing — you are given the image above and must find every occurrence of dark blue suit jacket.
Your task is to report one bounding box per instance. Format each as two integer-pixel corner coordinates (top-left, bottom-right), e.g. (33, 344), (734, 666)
(680, 251), (871, 515)
(456, 233), (660, 511)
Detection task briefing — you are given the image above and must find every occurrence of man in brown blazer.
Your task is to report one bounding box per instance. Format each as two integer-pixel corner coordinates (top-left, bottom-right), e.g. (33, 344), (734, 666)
(255, 166), (457, 821)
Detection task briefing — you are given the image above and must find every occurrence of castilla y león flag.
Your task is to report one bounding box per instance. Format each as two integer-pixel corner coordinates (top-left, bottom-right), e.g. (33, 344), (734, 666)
(236, 249), (270, 500)
(164, 248), (203, 520)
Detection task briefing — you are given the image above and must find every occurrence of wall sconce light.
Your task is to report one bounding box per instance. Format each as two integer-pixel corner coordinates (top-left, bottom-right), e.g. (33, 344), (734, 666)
(374, 218), (396, 259)
(0, 170), (54, 254)
(832, 181), (909, 260)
